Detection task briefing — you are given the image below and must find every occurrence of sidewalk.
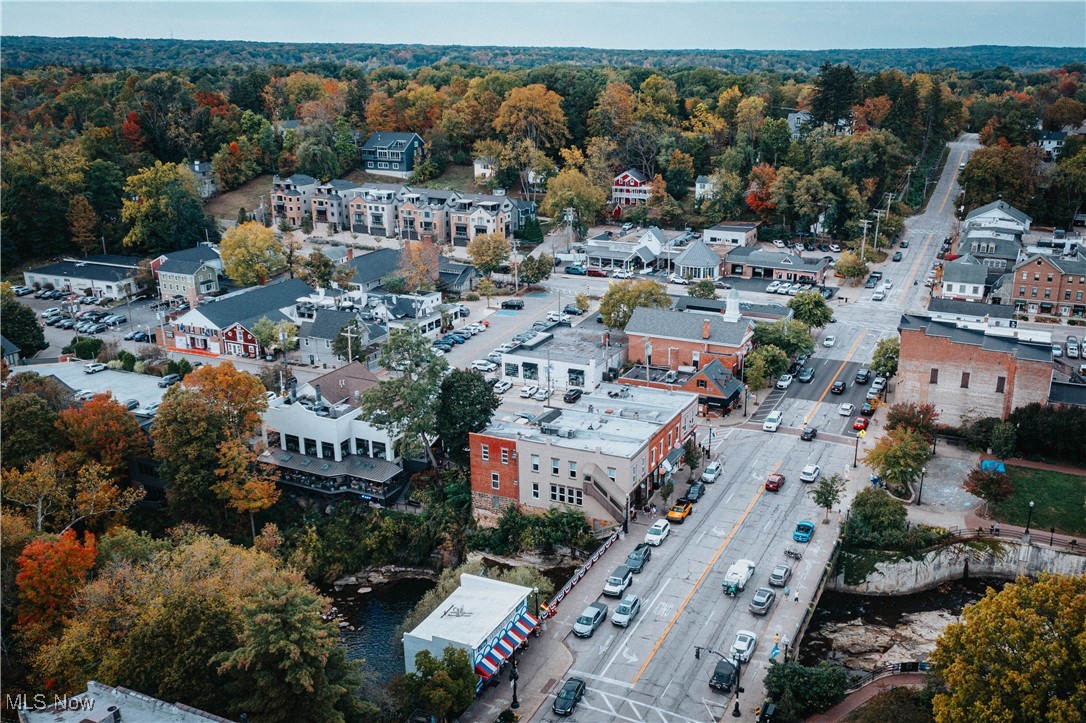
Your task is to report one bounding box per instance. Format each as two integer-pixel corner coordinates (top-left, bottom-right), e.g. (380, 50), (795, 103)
(805, 673), (930, 722)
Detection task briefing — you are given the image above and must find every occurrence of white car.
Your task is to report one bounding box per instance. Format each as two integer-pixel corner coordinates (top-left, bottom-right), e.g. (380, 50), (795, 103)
(533, 387), (551, 401)
(612, 269), (632, 279)
(776, 375), (794, 390)
(872, 376), (887, 392)
(766, 281), (782, 293)
(519, 385), (539, 398)
(496, 343), (519, 353)
(470, 360), (498, 372)
(731, 630), (758, 662)
(83, 362), (107, 374)
(701, 460), (722, 483)
(872, 289), (886, 301)
(830, 244), (842, 252)
(644, 519), (671, 546)
(494, 380), (512, 394)
(546, 311), (570, 323)
(41, 307), (62, 317)
(883, 279), (894, 289)
(669, 274), (689, 285)
(799, 464), (822, 483)
(762, 411), (784, 432)
(838, 403), (856, 416)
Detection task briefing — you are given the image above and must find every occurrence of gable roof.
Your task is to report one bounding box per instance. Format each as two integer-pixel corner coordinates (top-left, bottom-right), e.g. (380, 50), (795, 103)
(1041, 131), (1068, 142)
(695, 175), (710, 184)
(942, 254), (988, 285)
(29, 259), (140, 282)
(966, 200), (1031, 226)
(926, 298), (1015, 319)
(162, 246), (219, 264)
(727, 246), (828, 272)
(300, 309), (360, 341)
(345, 248), (403, 286)
(625, 307), (753, 346)
(674, 239), (721, 269)
(194, 278), (313, 330)
(898, 314), (1053, 362)
(617, 168), (647, 183)
(1, 335), (20, 358)
(362, 131), (422, 151)
(697, 358), (744, 398)
(158, 258), (215, 276)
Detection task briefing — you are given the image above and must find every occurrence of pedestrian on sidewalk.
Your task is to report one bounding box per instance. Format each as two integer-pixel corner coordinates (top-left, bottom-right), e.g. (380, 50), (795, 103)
(995, 522), (1001, 537)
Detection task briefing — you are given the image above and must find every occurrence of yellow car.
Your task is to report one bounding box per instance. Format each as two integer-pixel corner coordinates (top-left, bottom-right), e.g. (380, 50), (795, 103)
(666, 499), (694, 524)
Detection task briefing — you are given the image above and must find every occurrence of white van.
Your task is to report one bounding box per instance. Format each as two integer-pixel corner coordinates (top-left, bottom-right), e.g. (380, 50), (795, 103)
(1067, 335), (1080, 358)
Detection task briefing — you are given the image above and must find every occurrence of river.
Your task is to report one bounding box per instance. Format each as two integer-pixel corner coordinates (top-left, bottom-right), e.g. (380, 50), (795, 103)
(799, 577), (1008, 672)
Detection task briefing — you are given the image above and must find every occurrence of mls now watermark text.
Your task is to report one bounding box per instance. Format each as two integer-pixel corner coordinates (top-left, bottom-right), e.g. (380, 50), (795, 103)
(5, 694), (95, 712)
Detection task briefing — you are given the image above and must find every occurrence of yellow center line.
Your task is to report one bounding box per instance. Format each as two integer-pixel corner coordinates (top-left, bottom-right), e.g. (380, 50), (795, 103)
(632, 465), (776, 684)
(802, 334), (867, 426)
(902, 232), (933, 289)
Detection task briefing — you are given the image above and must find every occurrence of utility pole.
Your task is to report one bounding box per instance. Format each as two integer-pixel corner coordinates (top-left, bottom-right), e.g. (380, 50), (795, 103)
(565, 207), (575, 254)
(872, 210), (886, 254)
(343, 324), (358, 364)
(512, 237), (520, 294)
(902, 167), (913, 202)
(859, 219), (872, 263)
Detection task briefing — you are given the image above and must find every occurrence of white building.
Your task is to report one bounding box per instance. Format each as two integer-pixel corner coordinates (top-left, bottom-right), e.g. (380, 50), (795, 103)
(703, 222), (760, 247)
(402, 573), (539, 687)
(498, 325), (627, 392)
(695, 174), (715, 200)
(22, 254), (144, 301)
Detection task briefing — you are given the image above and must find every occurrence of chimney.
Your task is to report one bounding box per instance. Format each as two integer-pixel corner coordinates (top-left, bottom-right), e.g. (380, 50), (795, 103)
(702, 319), (711, 339)
(315, 385), (323, 406)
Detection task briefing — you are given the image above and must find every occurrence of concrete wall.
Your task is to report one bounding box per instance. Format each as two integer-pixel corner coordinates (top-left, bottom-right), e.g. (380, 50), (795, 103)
(829, 540), (1086, 596)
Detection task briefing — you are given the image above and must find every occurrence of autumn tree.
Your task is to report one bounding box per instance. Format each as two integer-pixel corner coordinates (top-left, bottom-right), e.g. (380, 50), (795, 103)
(436, 370), (500, 465)
(517, 254), (554, 285)
(398, 239), (440, 291)
(331, 264), (357, 298)
(494, 84), (569, 151)
(360, 324), (448, 466)
(252, 317), (299, 356)
(212, 137), (262, 190)
(466, 232), (510, 277)
(885, 402), (939, 440)
(788, 290), (834, 328)
(182, 362), (269, 438)
(1, 371), (73, 412)
(476, 278), (496, 307)
(688, 279), (717, 299)
(701, 168), (745, 221)
(598, 279), (671, 329)
(55, 395), (151, 477)
(121, 161), (214, 255)
(221, 221), (287, 286)
(214, 438), (281, 539)
(301, 249), (335, 289)
(753, 319), (814, 359)
(871, 336), (900, 378)
(835, 250), (868, 280)
(931, 573), (1086, 722)
(16, 530), (97, 647)
(540, 168), (607, 235)
(960, 143), (1044, 213)
(588, 81), (636, 139)
(2, 454), (67, 532)
(646, 173), (683, 226)
(862, 426), (933, 497)
(811, 472), (846, 523)
(67, 195), (99, 256)
(963, 467), (1014, 515)
(152, 389), (229, 525)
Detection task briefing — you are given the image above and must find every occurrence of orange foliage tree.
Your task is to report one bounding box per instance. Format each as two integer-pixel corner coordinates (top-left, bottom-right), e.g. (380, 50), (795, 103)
(214, 438), (281, 539)
(15, 529), (97, 646)
(55, 395), (151, 478)
(398, 239), (440, 292)
(181, 363), (268, 438)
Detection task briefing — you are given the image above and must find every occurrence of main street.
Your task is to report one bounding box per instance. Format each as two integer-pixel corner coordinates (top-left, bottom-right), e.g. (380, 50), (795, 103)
(508, 137), (982, 723)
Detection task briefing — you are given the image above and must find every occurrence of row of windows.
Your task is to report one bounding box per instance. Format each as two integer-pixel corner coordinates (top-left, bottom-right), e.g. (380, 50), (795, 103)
(1018, 286), (1085, 301)
(550, 484), (583, 506)
(284, 434), (387, 459)
(479, 445), (511, 464)
(928, 368), (1006, 393)
(1020, 271), (1086, 284)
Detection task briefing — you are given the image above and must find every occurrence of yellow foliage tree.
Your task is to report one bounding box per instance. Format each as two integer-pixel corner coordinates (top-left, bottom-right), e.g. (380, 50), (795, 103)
(398, 239), (440, 291)
(220, 222), (286, 286)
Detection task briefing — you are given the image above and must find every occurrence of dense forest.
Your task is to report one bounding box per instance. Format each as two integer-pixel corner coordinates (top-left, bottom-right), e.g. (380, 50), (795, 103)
(1, 36), (1080, 74)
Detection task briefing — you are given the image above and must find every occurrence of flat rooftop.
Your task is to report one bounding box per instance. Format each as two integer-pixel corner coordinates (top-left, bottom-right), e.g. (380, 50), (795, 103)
(620, 365), (696, 386)
(407, 574), (530, 649)
(502, 326), (615, 365)
(483, 382), (698, 457)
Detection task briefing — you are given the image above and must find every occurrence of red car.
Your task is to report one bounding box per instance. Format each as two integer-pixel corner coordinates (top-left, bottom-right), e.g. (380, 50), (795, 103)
(765, 474), (786, 492)
(853, 417), (870, 431)
(586, 267), (609, 278)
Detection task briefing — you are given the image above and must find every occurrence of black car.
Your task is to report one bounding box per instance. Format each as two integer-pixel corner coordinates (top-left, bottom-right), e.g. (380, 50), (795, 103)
(596, 313), (605, 324)
(800, 426), (818, 441)
(900, 240), (910, 248)
(625, 542), (652, 573)
(552, 677), (586, 716)
(563, 304), (585, 316)
(686, 482), (706, 502)
(892, 252), (903, 262)
(563, 388), (583, 403)
(797, 367), (815, 383)
(131, 331), (150, 343)
(855, 368), (871, 384)
(864, 277), (878, 289)
(831, 380), (846, 394)
(709, 658), (738, 692)
(500, 299), (524, 310)
(860, 401), (876, 416)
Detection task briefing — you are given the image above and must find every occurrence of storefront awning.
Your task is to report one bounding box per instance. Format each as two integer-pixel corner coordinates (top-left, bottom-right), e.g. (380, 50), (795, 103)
(660, 446), (683, 473)
(475, 656), (499, 678)
(494, 636), (515, 657)
(512, 611), (539, 637)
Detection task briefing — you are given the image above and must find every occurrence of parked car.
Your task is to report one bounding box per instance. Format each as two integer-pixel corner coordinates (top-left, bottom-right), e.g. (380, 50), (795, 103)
(666, 499), (694, 523)
(709, 658), (738, 693)
(532, 387), (551, 401)
(686, 482), (706, 502)
(566, 265), (587, 276)
(625, 543), (652, 573)
(797, 367), (815, 383)
(769, 564), (792, 587)
(612, 269), (632, 279)
(762, 411), (784, 432)
(122, 399), (140, 411)
(41, 307), (62, 317)
(701, 460), (722, 483)
(855, 368), (871, 384)
(854, 416), (870, 431)
(644, 519), (671, 546)
(1052, 344), (1064, 358)
(500, 299), (525, 310)
(776, 374), (793, 389)
(612, 594), (641, 627)
(572, 602), (608, 637)
(586, 267), (609, 278)
(831, 380), (846, 394)
(748, 587), (776, 616)
(551, 677), (586, 716)
(860, 401), (877, 416)
(563, 388), (583, 403)
(793, 520), (815, 543)
(493, 380), (512, 394)
(547, 311), (571, 323)
(829, 244), (842, 252)
(766, 281), (782, 293)
(131, 332), (149, 343)
(83, 362), (107, 374)
(799, 464), (821, 483)
(668, 274), (689, 285)
(158, 373), (181, 388)
(563, 304), (585, 315)
(764, 473), (786, 492)
(57, 318), (76, 329)
(839, 402), (856, 416)
(602, 565), (633, 597)
(731, 630), (758, 662)
(800, 426), (818, 441)
(470, 360), (498, 372)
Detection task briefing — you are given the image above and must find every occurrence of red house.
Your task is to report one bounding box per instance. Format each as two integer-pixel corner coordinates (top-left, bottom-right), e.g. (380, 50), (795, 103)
(612, 169), (651, 207)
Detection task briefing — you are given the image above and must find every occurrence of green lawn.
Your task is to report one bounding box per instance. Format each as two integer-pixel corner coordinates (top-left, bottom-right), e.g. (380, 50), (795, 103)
(990, 465), (1086, 536)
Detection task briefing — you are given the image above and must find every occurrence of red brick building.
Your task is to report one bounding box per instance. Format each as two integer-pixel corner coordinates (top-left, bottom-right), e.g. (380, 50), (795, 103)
(624, 300), (754, 375)
(897, 314), (1053, 426)
(1004, 254), (1086, 319)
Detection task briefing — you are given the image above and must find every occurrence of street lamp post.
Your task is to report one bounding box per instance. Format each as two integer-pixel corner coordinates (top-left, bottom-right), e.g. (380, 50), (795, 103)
(1024, 500), (1035, 542)
(731, 656), (743, 718)
(853, 431), (865, 468)
(917, 467), (927, 505)
(509, 660), (519, 709)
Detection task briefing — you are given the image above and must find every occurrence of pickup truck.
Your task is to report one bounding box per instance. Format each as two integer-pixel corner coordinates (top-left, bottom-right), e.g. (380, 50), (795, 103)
(722, 559), (756, 596)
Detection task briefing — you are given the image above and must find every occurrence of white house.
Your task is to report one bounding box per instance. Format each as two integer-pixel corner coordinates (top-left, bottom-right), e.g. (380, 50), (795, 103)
(1040, 131), (1067, 160)
(965, 200), (1032, 234)
(703, 221), (760, 247)
(695, 175), (715, 200)
(22, 254), (144, 301)
(473, 156), (496, 181)
(672, 239), (722, 280)
(940, 254), (988, 302)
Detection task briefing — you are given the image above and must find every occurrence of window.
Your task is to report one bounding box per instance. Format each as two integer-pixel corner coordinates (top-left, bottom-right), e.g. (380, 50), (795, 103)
(340, 439), (351, 459)
(930, 368), (939, 384)
(607, 467), (617, 481)
(1031, 287), (1038, 298)
(1048, 274), (1054, 282)
(961, 372), (970, 389)
(321, 441), (335, 459)
(285, 434), (300, 453)
(355, 438), (370, 457)
(972, 286), (980, 295)
(523, 363), (539, 381)
(696, 379), (707, 388)
(1045, 289), (1051, 299)
(304, 438), (318, 456)
(372, 442), (386, 460)
(378, 162), (389, 169)
(532, 482), (539, 499)
(491, 472), (500, 490)
(568, 461), (577, 479)
(501, 448), (509, 465)
(1019, 286), (1026, 297)
(996, 376), (1006, 393)
(531, 454), (540, 472)
(551, 458), (559, 475)
(1066, 291), (1072, 301)
(550, 484), (583, 506)
(481, 444), (489, 461)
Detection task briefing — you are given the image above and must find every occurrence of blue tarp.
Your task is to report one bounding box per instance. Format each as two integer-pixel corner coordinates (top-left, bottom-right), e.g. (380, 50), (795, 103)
(981, 460), (1007, 474)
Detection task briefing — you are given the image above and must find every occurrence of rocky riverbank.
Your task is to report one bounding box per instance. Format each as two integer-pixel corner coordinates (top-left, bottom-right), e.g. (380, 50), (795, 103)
(334, 564), (440, 593)
(814, 609), (956, 670)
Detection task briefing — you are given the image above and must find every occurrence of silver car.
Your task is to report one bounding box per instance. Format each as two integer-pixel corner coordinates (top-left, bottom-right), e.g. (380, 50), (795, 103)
(612, 594), (641, 627)
(573, 602), (608, 637)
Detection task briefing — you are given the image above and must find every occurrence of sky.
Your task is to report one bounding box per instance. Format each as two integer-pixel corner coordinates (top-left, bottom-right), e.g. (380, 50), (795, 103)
(2, 1), (1084, 50)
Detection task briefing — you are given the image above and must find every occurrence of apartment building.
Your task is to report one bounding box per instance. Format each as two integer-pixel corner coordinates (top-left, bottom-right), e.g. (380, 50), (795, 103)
(272, 174), (318, 226)
(360, 131), (425, 178)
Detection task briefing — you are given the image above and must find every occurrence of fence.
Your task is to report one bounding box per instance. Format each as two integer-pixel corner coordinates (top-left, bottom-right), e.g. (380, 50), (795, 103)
(788, 538), (840, 661)
(845, 661), (933, 693)
(943, 526), (1084, 554)
(541, 528), (621, 619)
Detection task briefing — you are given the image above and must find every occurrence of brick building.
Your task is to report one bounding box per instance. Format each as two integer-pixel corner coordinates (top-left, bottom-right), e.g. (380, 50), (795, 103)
(723, 247), (829, 284)
(897, 314), (1053, 426)
(1001, 254), (1086, 320)
(469, 384), (699, 528)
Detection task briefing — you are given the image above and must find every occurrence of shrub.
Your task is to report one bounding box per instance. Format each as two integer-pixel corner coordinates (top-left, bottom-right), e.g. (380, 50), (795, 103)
(117, 350), (137, 372)
(464, 292), (480, 301)
(133, 361), (147, 374)
(63, 336), (104, 360)
(107, 360), (124, 370)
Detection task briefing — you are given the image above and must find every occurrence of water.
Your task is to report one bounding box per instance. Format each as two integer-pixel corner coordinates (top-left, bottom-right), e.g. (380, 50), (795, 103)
(799, 577), (1007, 669)
(321, 578), (435, 684)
